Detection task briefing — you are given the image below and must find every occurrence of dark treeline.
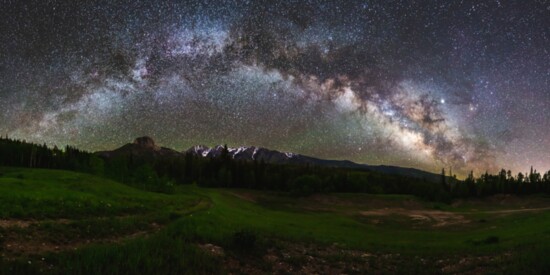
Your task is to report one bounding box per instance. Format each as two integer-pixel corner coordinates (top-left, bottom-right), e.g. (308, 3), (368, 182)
(0, 136), (170, 193)
(2, 137), (550, 201)
(0, 136), (103, 173)
(451, 168), (550, 198)
(102, 146), (446, 199)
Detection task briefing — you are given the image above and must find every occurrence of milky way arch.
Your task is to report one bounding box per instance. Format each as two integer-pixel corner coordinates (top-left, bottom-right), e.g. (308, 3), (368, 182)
(1, 0), (549, 176)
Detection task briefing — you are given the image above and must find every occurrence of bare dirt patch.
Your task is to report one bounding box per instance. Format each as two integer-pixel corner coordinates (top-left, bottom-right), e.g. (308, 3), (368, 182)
(359, 205), (550, 228)
(0, 219), (34, 228)
(224, 241), (374, 274)
(199, 243), (225, 257)
(221, 239), (509, 274)
(309, 194), (424, 209)
(360, 208), (470, 227)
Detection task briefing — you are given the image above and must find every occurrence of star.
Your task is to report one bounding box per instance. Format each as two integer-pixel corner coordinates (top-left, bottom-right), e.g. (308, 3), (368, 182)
(0, 0), (548, 177)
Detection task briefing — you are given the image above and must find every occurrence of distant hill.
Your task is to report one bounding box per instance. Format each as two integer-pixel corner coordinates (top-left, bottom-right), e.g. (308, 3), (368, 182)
(96, 137), (443, 182)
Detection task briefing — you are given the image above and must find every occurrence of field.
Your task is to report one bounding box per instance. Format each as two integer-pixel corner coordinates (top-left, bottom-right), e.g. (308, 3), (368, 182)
(1, 167), (550, 274)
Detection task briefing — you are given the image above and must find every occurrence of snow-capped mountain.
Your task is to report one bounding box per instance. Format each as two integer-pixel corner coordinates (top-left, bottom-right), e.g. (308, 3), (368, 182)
(183, 145), (443, 182)
(187, 145), (214, 157)
(184, 145), (297, 163)
(95, 137), (444, 183)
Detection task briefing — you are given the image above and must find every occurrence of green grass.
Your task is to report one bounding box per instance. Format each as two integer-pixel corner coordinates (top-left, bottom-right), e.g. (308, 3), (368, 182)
(1, 167), (550, 273)
(0, 167), (214, 274)
(0, 167), (199, 219)
(183, 187), (550, 254)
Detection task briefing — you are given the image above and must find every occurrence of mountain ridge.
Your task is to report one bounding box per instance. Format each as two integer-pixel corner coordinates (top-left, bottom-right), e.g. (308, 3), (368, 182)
(95, 137), (443, 182)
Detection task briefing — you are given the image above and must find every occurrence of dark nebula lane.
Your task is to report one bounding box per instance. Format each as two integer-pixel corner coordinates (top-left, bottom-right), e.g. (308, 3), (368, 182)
(0, 0), (549, 176)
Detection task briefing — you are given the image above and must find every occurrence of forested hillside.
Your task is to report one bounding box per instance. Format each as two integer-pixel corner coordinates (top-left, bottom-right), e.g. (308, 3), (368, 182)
(1, 136), (549, 200)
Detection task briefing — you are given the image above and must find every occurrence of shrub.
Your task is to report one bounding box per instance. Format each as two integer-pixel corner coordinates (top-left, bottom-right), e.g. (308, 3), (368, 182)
(231, 229), (257, 252)
(483, 236), (500, 244)
(471, 235), (499, 245)
(169, 212), (182, 221)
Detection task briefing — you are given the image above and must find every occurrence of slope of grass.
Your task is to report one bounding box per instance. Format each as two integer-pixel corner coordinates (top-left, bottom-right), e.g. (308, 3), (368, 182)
(0, 167), (199, 219)
(1, 167), (550, 274)
(183, 187), (550, 254)
(0, 167), (212, 274)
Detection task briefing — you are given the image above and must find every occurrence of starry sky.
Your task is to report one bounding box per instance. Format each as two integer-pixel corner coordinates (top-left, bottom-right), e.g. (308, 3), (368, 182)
(1, 0), (549, 176)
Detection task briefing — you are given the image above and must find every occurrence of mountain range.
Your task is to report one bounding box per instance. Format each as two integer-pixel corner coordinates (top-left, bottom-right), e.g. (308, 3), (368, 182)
(96, 136), (444, 182)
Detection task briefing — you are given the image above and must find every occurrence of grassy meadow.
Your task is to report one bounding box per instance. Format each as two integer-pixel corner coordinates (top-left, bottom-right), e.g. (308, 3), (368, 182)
(0, 167), (549, 274)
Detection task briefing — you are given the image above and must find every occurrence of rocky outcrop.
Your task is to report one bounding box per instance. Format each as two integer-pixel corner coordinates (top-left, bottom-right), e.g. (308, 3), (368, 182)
(133, 136), (159, 150)
(95, 136), (180, 159)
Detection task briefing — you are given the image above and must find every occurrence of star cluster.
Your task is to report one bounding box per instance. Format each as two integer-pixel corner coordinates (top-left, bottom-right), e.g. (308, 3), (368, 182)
(1, 0), (548, 176)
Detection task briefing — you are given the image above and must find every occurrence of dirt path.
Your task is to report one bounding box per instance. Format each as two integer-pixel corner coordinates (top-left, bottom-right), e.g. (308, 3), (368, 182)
(0, 218), (72, 228)
(1, 229), (157, 258)
(227, 191), (258, 203)
(0, 198), (212, 258)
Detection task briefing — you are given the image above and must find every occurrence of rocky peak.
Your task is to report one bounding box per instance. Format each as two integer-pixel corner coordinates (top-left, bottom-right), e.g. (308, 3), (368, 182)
(133, 136), (159, 150)
(188, 145), (211, 157)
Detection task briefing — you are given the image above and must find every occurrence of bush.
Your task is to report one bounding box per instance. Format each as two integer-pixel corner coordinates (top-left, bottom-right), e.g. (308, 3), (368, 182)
(483, 236), (500, 244)
(471, 235), (499, 245)
(169, 212), (182, 221)
(231, 229), (257, 252)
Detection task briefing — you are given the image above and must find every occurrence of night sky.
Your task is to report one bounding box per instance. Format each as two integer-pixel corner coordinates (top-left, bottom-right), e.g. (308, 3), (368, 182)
(1, 0), (549, 176)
